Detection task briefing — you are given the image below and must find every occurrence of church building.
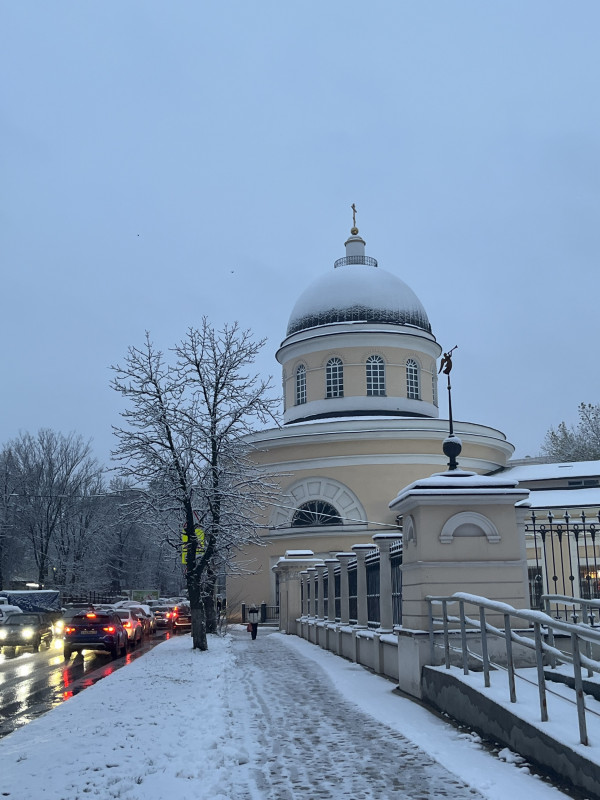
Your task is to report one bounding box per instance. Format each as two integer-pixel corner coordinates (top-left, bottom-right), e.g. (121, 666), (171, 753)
(227, 219), (515, 615)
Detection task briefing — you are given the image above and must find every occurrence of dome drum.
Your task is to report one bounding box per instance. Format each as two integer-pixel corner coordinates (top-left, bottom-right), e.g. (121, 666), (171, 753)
(284, 395), (440, 425)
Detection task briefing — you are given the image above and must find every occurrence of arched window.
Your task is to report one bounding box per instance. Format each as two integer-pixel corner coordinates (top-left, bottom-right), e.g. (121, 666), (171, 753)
(406, 359), (420, 399)
(292, 500), (342, 527)
(326, 357), (343, 398)
(295, 364), (306, 405)
(366, 355), (385, 396)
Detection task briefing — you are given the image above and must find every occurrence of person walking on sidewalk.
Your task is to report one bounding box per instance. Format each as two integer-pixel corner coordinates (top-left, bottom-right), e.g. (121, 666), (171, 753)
(248, 604), (259, 640)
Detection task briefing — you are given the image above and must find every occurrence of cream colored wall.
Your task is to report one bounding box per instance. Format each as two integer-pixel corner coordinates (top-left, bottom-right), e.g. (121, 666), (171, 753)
(399, 498), (530, 628)
(283, 344), (438, 408)
(252, 436), (506, 465)
(228, 431), (513, 615)
(228, 529), (381, 617)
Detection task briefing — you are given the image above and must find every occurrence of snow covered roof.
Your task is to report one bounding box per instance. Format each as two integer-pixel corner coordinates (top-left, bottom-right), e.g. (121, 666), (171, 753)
(286, 262), (431, 336)
(525, 487), (600, 509)
(504, 460), (600, 482)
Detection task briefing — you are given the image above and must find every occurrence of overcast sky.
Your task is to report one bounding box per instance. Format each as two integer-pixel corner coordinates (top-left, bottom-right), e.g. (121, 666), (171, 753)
(2, 2), (599, 469)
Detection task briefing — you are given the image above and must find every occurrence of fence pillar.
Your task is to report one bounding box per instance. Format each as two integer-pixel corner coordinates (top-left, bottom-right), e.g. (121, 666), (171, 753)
(353, 544), (374, 628)
(271, 551), (323, 635)
(337, 552), (354, 625)
(389, 470), (530, 631)
(325, 559), (338, 622)
(306, 567), (317, 618)
(299, 571), (309, 617)
(373, 533), (403, 633)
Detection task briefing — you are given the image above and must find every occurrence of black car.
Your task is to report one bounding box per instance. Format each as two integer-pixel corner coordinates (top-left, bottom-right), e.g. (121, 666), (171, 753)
(173, 605), (192, 631)
(153, 606), (176, 629)
(63, 610), (128, 660)
(0, 612), (54, 654)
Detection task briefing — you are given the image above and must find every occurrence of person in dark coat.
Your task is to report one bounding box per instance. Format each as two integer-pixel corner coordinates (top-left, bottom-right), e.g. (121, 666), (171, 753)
(248, 605), (259, 640)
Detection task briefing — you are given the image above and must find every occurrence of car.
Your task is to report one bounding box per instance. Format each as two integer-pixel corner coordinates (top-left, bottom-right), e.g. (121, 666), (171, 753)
(52, 607), (85, 639)
(152, 605), (176, 630)
(0, 604), (23, 624)
(135, 605), (156, 634)
(173, 605), (192, 631)
(63, 610), (128, 660)
(115, 609), (143, 646)
(116, 603), (155, 635)
(0, 612), (54, 654)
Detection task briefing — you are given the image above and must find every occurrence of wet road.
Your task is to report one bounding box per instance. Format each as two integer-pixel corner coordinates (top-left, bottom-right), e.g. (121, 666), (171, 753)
(0, 631), (172, 738)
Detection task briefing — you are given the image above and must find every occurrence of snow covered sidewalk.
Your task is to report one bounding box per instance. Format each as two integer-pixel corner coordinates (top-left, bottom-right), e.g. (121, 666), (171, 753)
(0, 626), (572, 799)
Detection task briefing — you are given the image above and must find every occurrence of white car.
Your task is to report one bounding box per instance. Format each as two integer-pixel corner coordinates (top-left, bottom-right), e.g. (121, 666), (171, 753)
(114, 602), (156, 635)
(115, 609), (143, 646)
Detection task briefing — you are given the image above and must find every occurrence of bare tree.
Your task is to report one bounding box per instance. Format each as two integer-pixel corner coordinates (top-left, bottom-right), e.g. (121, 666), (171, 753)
(541, 402), (600, 462)
(7, 430), (104, 586)
(111, 320), (280, 650)
(0, 448), (25, 590)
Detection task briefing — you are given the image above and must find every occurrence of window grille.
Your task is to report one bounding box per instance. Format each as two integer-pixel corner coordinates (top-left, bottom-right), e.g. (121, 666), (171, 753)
(348, 564), (357, 623)
(406, 359), (420, 400)
(326, 357), (344, 398)
(292, 500), (342, 527)
(295, 364), (306, 405)
(366, 355), (385, 396)
(580, 568), (600, 600)
(391, 551), (403, 626)
(366, 559), (380, 627)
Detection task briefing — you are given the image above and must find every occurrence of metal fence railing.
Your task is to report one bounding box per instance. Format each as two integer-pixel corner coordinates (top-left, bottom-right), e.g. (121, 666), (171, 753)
(427, 592), (600, 746)
(526, 510), (600, 608)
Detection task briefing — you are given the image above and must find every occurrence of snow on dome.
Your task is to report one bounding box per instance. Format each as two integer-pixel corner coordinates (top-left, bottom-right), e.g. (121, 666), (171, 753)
(286, 262), (432, 337)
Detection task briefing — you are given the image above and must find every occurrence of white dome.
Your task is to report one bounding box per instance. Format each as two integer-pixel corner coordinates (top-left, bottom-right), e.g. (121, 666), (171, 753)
(286, 261), (431, 337)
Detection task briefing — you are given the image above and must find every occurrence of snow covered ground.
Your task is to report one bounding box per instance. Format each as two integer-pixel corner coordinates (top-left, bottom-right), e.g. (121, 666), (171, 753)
(0, 626), (578, 799)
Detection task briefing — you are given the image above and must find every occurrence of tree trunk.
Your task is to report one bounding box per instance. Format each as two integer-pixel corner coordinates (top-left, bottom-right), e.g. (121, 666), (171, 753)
(190, 604), (207, 650)
(186, 541), (207, 650)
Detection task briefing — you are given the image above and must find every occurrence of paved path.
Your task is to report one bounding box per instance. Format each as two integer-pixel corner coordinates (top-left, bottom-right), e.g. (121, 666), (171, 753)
(230, 628), (484, 800)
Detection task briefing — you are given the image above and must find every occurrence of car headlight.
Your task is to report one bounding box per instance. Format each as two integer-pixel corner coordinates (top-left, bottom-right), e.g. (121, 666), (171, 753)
(53, 621), (64, 635)
(0, 630), (7, 640)
(20, 628), (34, 639)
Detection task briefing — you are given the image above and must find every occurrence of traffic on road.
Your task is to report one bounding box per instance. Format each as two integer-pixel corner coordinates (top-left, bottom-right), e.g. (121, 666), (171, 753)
(0, 598), (192, 738)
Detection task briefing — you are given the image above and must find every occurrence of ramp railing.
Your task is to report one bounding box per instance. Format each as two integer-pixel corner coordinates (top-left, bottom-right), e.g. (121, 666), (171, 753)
(427, 592), (600, 746)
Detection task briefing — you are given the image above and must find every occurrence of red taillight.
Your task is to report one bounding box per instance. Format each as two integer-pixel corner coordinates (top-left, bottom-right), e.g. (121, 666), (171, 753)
(102, 626), (115, 633)
(65, 626), (76, 634)
(85, 613), (97, 619)
(123, 621), (132, 629)
(165, 612), (171, 619)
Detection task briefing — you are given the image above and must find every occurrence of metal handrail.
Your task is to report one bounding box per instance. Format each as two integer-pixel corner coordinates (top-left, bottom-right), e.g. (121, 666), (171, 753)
(333, 255), (378, 268)
(542, 593), (600, 625)
(427, 593), (600, 746)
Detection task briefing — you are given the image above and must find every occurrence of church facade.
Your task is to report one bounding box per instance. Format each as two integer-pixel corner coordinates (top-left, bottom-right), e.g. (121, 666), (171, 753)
(227, 222), (515, 615)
